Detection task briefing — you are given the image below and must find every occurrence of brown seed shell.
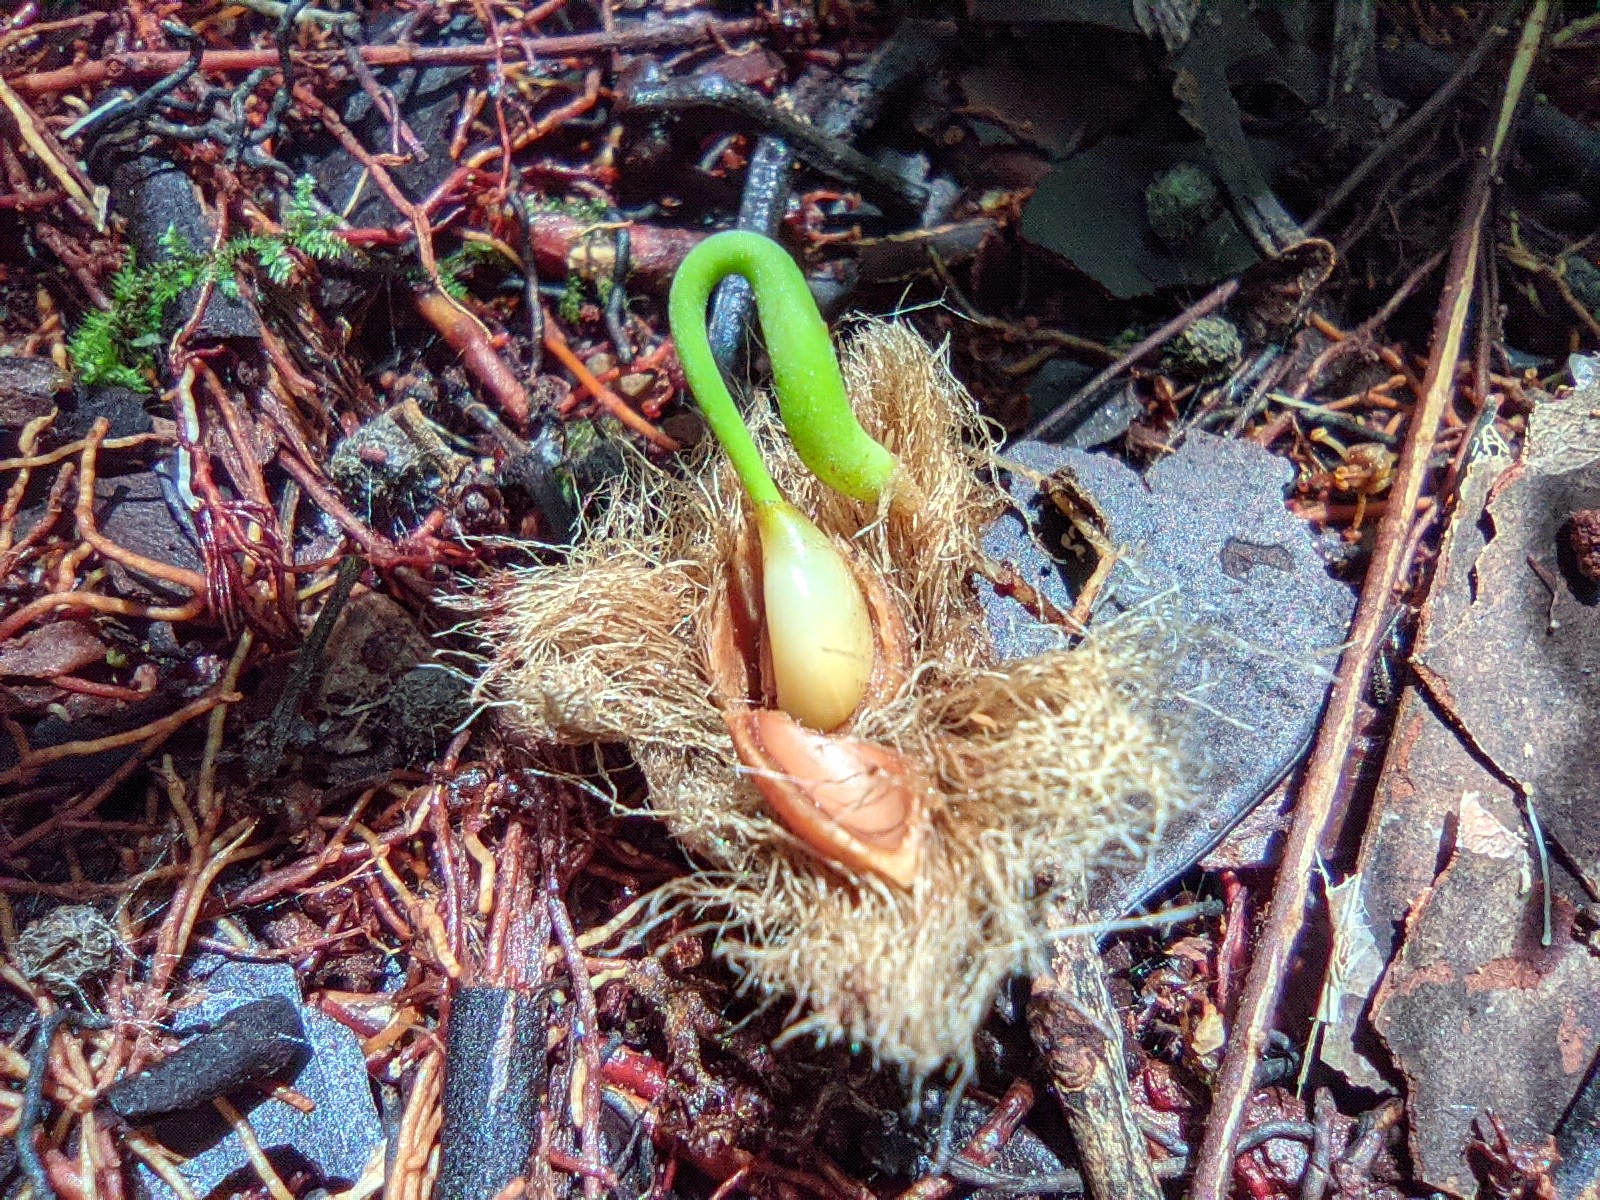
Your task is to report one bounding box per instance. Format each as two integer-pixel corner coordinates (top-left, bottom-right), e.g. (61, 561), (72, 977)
(724, 706), (924, 888)
(703, 515), (920, 884)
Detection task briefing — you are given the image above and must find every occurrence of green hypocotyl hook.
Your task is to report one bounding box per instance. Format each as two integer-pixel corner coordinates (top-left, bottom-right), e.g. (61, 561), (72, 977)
(669, 230), (896, 731)
(667, 230), (900, 507)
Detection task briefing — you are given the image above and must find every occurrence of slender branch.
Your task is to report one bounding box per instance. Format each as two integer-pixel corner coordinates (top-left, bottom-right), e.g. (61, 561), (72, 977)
(541, 312), (678, 450)
(1304, 20), (1507, 233)
(1024, 280), (1239, 442)
(1030, 900), (1163, 1200)
(6, 15), (773, 95)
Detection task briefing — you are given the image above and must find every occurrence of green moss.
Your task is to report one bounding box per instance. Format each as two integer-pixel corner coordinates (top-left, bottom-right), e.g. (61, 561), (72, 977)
(559, 273), (586, 324)
(1161, 315), (1243, 379)
(67, 251), (196, 391)
(522, 192), (609, 223)
(68, 175), (351, 389)
(1145, 163), (1221, 249)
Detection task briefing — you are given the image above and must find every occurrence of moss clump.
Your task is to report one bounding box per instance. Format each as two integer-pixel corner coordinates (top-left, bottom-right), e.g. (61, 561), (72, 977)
(68, 176), (350, 390)
(1145, 163), (1221, 249)
(1161, 315), (1243, 379)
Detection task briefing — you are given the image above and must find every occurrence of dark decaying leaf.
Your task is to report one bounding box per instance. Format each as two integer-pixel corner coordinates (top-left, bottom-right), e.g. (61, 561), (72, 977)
(1233, 238), (1337, 341)
(1369, 790), (1600, 1197)
(1320, 370), (1600, 1197)
(1020, 139), (1259, 299)
(1316, 421), (1516, 1094)
(1411, 386), (1600, 894)
(0, 621), (107, 680)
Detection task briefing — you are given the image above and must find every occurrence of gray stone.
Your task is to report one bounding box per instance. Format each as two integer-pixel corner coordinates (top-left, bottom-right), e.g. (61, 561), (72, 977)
(132, 958), (383, 1200)
(981, 435), (1356, 920)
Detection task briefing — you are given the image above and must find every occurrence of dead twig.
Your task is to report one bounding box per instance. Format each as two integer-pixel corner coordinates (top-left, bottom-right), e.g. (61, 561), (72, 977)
(1025, 280), (1239, 442)
(1304, 21), (1507, 233)
(1030, 898), (1162, 1200)
(545, 312), (679, 450)
(9, 15), (775, 95)
(414, 289), (531, 424)
(245, 556), (364, 782)
(895, 1082), (1034, 1200)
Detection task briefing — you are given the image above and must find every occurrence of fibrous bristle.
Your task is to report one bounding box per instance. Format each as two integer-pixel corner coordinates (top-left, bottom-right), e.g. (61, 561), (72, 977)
(475, 320), (1186, 1079)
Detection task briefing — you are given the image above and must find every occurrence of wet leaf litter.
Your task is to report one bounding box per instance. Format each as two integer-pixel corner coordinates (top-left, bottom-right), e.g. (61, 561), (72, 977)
(2, 2), (1597, 1197)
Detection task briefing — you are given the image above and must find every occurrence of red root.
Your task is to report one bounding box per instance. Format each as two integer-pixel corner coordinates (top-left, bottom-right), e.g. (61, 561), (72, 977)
(413, 288), (530, 424)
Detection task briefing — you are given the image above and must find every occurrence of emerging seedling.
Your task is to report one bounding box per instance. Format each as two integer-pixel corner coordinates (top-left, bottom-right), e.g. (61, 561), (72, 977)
(485, 315), (1187, 1067)
(669, 230), (902, 505)
(669, 231), (896, 731)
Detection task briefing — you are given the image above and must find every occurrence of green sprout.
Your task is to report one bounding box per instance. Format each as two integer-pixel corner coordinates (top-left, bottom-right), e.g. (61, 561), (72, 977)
(669, 231), (894, 731)
(668, 230), (900, 506)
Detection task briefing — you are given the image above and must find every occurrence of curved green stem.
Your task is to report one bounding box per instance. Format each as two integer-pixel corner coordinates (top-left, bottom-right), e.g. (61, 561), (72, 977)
(667, 230), (898, 505)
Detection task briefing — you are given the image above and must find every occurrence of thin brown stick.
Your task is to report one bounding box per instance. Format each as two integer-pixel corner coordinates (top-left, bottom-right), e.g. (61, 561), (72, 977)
(894, 1082), (1034, 1200)
(1024, 279), (1239, 441)
(3, 691), (230, 780)
(76, 420), (208, 596)
(1303, 20), (1508, 233)
(1031, 900), (1162, 1200)
(548, 864), (604, 1200)
(1186, 4), (1550, 1196)
(545, 314), (679, 449)
(7, 15), (773, 95)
